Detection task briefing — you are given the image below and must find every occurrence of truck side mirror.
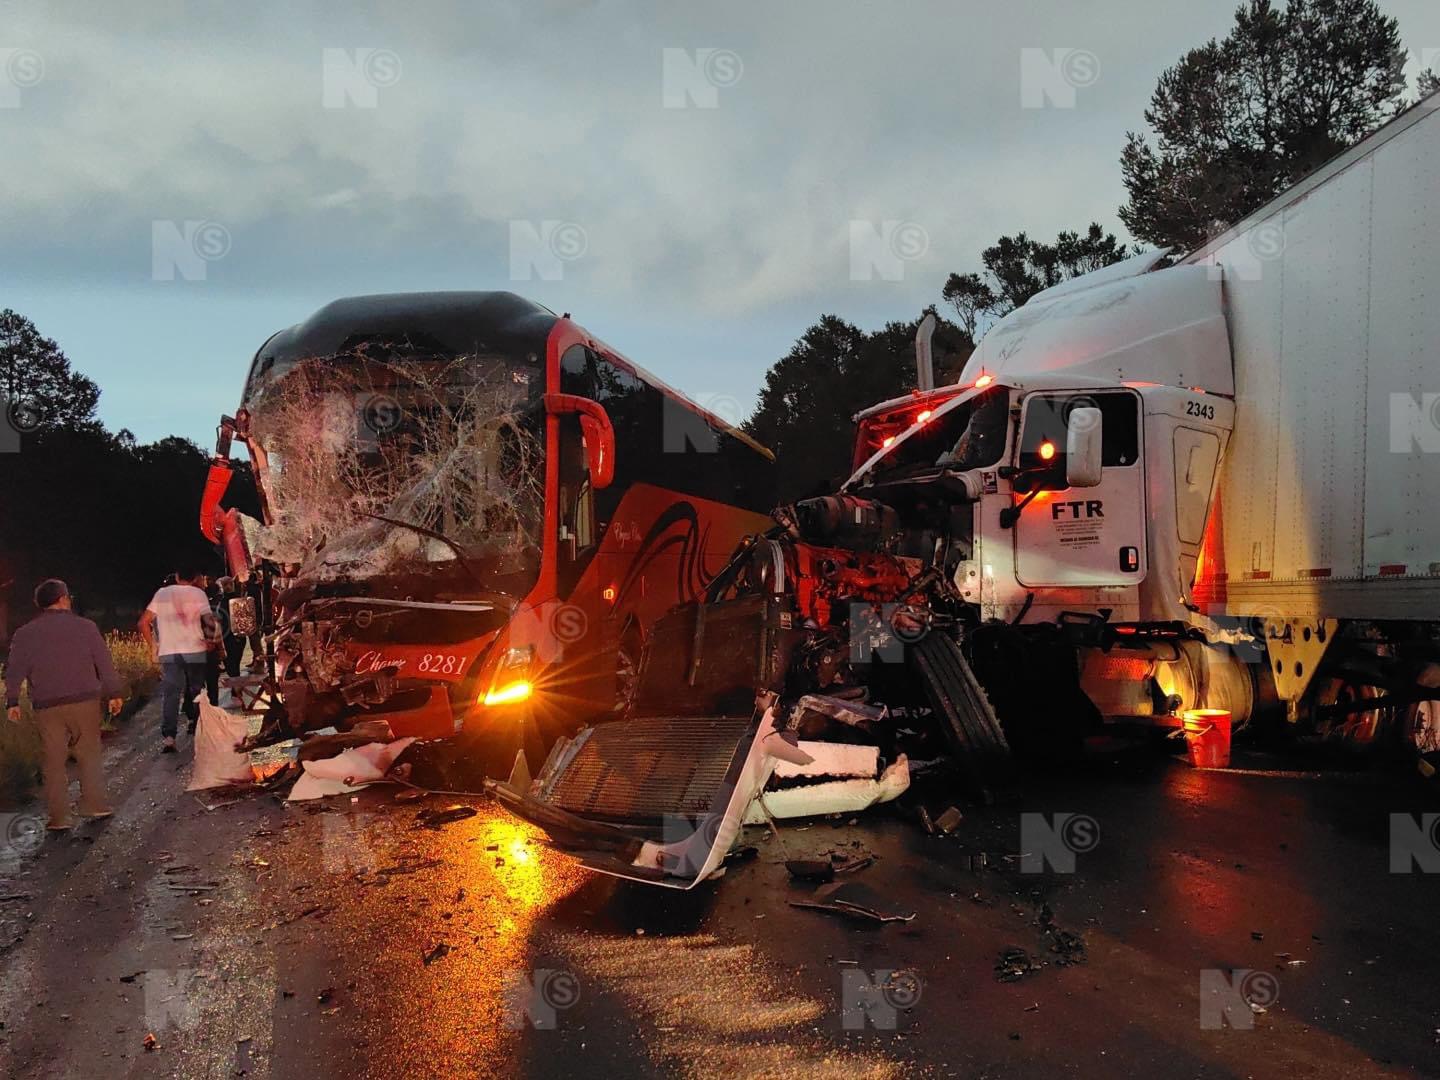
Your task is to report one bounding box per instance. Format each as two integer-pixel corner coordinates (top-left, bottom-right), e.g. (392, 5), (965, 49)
(544, 392), (616, 489)
(1066, 407), (1103, 488)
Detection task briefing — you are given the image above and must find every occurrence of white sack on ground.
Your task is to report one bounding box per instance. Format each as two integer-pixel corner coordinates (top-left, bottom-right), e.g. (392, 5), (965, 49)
(743, 754), (910, 823)
(187, 695), (254, 791)
(287, 738), (416, 801)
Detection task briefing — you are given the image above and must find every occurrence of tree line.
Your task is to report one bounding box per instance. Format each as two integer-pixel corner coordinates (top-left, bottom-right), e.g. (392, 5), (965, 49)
(0, 310), (257, 643)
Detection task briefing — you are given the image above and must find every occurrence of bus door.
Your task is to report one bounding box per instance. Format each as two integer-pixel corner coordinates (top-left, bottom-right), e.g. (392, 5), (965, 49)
(554, 411), (611, 713)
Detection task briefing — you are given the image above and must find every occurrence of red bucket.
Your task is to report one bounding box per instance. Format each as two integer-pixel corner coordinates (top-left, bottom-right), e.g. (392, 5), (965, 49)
(1182, 709), (1232, 769)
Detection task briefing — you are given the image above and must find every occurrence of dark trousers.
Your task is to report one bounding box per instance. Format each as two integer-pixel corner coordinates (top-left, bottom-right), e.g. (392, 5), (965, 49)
(160, 656), (207, 738)
(205, 650), (221, 705)
(223, 634), (244, 678)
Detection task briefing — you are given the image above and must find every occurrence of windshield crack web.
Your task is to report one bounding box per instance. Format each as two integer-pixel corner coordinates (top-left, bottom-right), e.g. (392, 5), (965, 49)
(245, 348), (543, 583)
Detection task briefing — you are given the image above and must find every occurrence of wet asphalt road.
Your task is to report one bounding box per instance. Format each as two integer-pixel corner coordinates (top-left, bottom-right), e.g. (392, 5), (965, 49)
(2, 701), (1440, 1079)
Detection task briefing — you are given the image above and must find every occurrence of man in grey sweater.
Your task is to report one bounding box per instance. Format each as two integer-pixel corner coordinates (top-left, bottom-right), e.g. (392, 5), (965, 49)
(4, 579), (124, 830)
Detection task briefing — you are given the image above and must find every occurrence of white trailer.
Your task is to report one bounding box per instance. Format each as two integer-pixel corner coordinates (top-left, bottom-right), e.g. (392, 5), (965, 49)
(848, 95), (1440, 745)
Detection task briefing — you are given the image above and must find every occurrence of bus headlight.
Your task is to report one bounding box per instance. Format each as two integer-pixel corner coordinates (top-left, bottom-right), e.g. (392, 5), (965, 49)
(482, 645), (535, 706)
(483, 679), (533, 706)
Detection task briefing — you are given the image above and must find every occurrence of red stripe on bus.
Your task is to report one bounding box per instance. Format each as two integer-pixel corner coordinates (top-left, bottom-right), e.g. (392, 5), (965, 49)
(1301, 568), (1332, 578)
(1378, 564), (1407, 576)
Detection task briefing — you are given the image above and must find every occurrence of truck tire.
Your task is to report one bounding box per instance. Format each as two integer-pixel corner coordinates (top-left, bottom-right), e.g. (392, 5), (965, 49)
(908, 633), (1012, 800)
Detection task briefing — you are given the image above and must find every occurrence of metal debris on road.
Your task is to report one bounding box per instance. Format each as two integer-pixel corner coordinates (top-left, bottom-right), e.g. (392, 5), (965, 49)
(996, 946), (1038, 982)
(789, 881), (916, 924)
(415, 804), (480, 829)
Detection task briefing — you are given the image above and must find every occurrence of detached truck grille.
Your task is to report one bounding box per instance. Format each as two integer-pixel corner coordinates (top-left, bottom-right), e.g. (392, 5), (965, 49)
(544, 716), (754, 823)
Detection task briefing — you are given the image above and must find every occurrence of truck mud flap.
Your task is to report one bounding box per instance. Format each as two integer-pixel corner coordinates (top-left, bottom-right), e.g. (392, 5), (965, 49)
(907, 633), (1012, 800)
(492, 709), (797, 889)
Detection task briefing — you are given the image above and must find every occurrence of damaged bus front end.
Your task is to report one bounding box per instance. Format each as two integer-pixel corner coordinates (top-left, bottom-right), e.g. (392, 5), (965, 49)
(201, 292), (558, 740)
(201, 291), (777, 750)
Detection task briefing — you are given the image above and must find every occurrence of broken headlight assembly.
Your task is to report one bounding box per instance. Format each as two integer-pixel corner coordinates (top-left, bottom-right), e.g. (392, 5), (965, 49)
(482, 645), (535, 706)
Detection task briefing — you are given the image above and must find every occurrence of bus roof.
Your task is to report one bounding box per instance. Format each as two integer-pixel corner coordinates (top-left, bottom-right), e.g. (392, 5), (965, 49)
(245, 291), (774, 462)
(244, 291), (558, 402)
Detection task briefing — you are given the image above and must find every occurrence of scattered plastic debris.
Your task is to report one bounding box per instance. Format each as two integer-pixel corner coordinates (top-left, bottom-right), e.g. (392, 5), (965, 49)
(935, 806), (964, 834)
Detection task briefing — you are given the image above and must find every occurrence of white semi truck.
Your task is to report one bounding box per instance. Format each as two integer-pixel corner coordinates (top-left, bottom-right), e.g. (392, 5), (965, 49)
(849, 94), (1440, 748)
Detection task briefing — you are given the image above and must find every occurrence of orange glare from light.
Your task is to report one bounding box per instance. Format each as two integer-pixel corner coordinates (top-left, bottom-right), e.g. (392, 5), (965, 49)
(916, 410), (932, 423)
(482, 680), (533, 706)
(882, 435), (895, 448)
(1039, 440), (1057, 461)
(975, 374), (993, 388)
(602, 585), (617, 603)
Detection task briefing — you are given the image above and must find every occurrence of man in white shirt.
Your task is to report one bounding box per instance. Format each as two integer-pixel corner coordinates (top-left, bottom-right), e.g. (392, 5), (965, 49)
(139, 567), (214, 753)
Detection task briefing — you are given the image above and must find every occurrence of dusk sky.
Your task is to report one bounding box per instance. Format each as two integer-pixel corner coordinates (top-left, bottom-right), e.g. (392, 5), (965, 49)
(5, 0), (1439, 446)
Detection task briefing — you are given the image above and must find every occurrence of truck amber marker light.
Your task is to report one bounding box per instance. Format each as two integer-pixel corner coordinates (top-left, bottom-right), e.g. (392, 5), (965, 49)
(916, 409), (932, 423)
(974, 373), (993, 388)
(1038, 440), (1057, 461)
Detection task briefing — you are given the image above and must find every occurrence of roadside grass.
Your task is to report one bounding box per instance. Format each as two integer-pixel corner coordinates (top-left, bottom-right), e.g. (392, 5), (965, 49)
(0, 632), (158, 808)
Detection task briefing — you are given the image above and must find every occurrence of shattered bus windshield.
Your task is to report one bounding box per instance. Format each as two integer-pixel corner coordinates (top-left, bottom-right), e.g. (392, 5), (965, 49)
(862, 386), (1009, 485)
(243, 349), (545, 595)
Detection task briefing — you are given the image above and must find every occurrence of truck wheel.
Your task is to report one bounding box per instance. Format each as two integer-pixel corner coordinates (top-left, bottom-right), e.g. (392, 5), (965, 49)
(1311, 676), (1388, 746)
(908, 633), (1012, 800)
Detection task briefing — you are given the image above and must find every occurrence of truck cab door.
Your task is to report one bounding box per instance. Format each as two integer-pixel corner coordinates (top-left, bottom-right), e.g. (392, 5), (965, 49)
(1013, 390), (1147, 587)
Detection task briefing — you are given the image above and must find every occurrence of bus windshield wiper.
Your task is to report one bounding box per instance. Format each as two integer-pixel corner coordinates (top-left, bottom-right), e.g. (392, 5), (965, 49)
(361, 512), (516, 604)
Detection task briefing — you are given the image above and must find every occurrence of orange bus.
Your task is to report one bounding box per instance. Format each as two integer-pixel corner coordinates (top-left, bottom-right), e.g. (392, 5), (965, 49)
(200, 292), (776, 746)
